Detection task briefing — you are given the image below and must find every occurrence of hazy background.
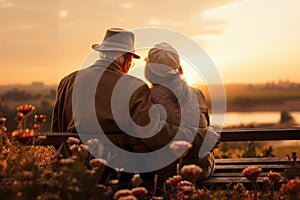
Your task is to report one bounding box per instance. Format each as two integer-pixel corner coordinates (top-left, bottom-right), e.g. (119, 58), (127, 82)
(1, 0), (300, 85)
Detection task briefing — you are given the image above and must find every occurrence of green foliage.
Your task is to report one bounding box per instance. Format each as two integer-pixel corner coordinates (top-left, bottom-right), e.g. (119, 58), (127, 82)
(219, 142), (232, 158)
(217, 141), (279, 159)
(260, 146), (275, 158)
(242, 141), (257, 158)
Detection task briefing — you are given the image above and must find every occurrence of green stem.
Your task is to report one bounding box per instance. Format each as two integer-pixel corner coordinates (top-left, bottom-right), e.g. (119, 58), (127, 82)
(154, 174), (158, 197)
(23, 117), (27, 129)
(252, 181), (259, 200)
(18, 120), (23, 130)
(0, 131), (3, 150)
(179, 156), (183, 172)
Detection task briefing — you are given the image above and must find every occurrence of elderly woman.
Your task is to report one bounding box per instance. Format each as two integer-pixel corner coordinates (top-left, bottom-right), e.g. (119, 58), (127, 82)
(144, 42), (217, 182)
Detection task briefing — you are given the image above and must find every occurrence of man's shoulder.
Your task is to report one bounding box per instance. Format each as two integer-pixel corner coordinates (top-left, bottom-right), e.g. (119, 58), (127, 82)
(62, 70), (78, 80)
(57, 70), (78, 89)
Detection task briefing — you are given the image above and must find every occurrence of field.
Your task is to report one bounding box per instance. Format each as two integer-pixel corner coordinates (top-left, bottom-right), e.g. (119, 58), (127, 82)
(1, 82), (299, 131)
(0, 84), (56, 132)
(198, 83), (300, 112)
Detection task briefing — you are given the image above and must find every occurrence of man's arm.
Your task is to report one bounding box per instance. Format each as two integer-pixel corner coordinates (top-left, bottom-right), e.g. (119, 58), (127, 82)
(50, 78), (66, 133)
(50, 84), (60, 133)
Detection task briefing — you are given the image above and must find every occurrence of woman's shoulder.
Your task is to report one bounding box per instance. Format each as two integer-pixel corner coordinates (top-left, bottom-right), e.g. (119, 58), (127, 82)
(151, 85), (178, 103)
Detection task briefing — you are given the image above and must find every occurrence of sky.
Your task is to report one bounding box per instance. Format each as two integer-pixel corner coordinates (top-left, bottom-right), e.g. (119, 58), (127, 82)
(0, 0), (300, 85)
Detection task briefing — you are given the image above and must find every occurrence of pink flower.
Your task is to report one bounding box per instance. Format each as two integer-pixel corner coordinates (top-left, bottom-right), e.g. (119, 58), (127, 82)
(179, 180), (192, 187)
(87, 138), (100, 146)
(0, 117), (7, 126)
(180, 164), (203, 183)
(118, 195), (137, 200)
(113, 189), (132, 200)
(34, 114), (47, 124)
(166, 175), (182, 186)
(12, 128), (35, 139)
(195, 188), (211, 198)
(89, 158), (107, 168)
(67, 137), (80, 145)
(242, 166), (262, 182)
(177, 185), (196, 200)
(180, 186), (194, 194)
(17, 104), (36, 116)
(170, 141), (192, 157)
(177, 187), (213, 200)
(131, 187), (148, 198)
(281, 178), (300, 194)
(267, 170), (282, 182)
(131, 174), (143, 187)
(98, 184), (106, 191)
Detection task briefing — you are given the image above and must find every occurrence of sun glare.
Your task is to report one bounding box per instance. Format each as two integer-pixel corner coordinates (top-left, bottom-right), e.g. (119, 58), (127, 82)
(128, 49), (205, 87)
(59, 10), (69, 18)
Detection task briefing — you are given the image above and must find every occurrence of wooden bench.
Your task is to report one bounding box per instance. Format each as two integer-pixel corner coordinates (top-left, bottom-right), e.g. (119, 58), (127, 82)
(200, 128), (300, 190)
(20, 128), (300, 190)
(201, 157), (299, 190)
(29, 128), (300, 145)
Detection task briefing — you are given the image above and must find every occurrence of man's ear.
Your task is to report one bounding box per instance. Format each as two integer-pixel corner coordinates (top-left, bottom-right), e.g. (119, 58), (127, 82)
(125, 57), (132, 67)
(179, 65), (183, 75)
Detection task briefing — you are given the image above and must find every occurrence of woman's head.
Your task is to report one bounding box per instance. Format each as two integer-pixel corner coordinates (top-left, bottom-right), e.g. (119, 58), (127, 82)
(145, 42), (183, 84)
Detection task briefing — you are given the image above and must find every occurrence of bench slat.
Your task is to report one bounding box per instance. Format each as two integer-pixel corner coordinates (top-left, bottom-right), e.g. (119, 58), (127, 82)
(211, 172), (275, 177)
(215, 157), (293, 165)
(220, 128), (300, 141)
(33, 132), (140, 146)
(18, 128), (300, 146)
(215, 164), (290, 172)
(201, 176), (286, 184)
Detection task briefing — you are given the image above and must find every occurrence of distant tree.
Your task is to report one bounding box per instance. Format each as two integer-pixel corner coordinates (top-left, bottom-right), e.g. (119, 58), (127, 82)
(2, 89), (32, 101)
(34, 94), (42, 99)
(40, 100), (50, 108)
(280, 111), (295, 124)
(45, 89), (56, 99)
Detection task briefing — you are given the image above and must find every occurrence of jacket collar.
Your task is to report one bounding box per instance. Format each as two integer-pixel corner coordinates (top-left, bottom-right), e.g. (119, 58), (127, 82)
(93, 59), (123, 73)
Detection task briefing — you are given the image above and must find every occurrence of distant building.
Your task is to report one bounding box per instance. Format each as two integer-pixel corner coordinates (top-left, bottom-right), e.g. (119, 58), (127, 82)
(31, 81), (44, 87)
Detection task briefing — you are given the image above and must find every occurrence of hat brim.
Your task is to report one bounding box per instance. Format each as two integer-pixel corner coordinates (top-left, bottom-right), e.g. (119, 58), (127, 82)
(92, 44), (140, 59)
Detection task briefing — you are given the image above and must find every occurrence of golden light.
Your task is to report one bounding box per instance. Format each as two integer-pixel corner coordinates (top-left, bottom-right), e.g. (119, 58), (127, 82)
(59, 10), (69, 18)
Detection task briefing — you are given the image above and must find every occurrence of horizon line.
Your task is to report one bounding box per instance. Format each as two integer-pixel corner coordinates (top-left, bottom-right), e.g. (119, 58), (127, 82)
(1, 80), (300, 87)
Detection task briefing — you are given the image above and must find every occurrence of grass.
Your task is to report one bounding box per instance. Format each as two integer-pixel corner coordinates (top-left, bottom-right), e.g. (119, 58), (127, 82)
(215, 140), (300, 159)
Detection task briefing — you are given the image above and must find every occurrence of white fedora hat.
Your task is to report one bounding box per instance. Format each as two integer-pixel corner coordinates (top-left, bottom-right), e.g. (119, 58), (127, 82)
(92, 28), (140, 59)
